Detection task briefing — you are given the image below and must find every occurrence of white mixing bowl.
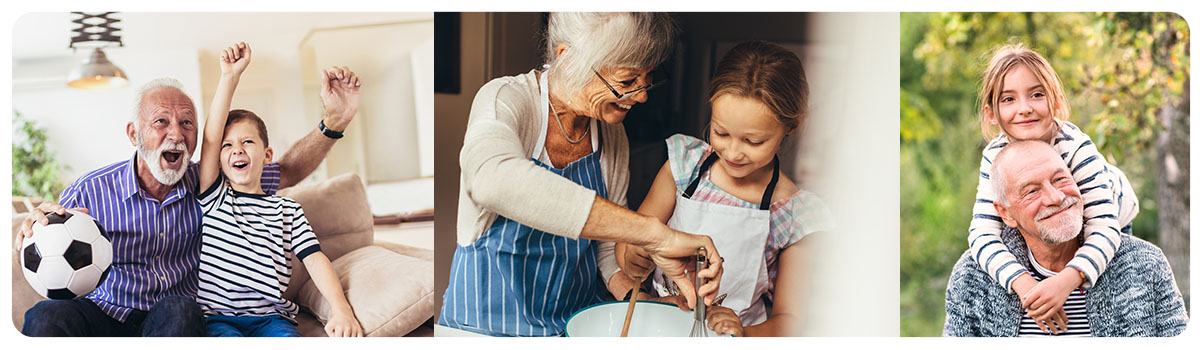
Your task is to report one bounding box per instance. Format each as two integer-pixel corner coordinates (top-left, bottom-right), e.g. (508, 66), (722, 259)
(565, 300), (730, 337)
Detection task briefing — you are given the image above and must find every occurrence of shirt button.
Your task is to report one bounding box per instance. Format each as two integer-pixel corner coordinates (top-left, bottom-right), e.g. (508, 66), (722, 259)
(158, 275), (166, 281)
(159, 232), (165, 238)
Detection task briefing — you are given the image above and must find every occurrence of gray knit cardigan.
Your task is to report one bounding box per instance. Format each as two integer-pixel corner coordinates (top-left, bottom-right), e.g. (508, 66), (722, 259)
(943, 227), (1189, 336)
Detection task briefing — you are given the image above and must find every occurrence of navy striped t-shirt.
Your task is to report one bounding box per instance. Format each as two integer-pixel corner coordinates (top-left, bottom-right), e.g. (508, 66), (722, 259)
(58, 154), (279, 322)
(196, 177), (320, 320)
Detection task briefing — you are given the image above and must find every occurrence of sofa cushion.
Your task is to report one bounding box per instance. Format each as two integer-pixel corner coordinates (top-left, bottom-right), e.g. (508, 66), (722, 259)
(278, 173), (374, 301)
(297, 245), (434, 337)
(12, 213), (44, 331)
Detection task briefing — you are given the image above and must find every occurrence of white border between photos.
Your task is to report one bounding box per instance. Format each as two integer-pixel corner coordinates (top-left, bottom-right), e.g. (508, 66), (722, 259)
(3, 1), (1198, 350)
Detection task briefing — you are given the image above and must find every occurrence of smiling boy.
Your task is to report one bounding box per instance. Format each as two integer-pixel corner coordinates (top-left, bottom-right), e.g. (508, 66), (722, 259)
(195, 42), (362, 337)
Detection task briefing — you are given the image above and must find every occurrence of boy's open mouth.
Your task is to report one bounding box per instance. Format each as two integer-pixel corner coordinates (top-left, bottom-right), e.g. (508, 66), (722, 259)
(232, 160), (249, 170)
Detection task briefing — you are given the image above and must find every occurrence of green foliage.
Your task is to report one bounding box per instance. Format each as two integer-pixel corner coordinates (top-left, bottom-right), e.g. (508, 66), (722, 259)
(12, 110), (64, 201)
(900, 13), (1188, 336)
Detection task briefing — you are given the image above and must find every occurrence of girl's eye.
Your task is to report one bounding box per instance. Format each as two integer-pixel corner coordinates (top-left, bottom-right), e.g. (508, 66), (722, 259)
(747, 139), (764, 146)
(714, 131), (729, 137)
(1000, 96), (1015, 103)
(1032, 91), (1046, 98)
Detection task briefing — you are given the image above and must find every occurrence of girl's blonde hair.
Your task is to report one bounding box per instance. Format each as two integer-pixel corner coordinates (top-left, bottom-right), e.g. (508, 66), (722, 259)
(708, 40), (808, 133)
(978, 43), (1070, 139)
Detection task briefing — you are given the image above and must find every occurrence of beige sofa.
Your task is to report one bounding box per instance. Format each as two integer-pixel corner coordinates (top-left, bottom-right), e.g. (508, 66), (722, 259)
(11, 173), (434, 336)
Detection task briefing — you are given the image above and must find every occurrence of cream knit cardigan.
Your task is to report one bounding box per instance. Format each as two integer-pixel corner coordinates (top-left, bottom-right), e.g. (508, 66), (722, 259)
(456, 69), (630, 283)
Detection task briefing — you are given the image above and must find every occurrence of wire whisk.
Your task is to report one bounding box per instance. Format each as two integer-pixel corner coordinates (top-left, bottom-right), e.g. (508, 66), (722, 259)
(689, 247), (709, 337)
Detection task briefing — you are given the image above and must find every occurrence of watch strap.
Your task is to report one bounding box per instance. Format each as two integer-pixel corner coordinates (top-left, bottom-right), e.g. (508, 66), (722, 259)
(319, 119), (344, 139)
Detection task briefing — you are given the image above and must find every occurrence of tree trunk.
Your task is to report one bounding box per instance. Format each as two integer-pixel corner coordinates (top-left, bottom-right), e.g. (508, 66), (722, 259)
(1156, 77), (1189, 311)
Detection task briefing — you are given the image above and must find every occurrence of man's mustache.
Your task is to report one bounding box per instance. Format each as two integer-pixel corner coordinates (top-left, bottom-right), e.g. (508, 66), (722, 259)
(1035, 195), (1079, 220)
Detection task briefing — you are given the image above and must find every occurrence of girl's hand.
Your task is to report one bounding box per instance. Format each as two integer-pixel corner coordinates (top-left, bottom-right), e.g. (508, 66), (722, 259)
(324, 307), (364, 337)
(647, 294), (689, 310)
(1021, 270), (1081, 334)
(706, 305), (744, 337)
(606, 268), (639, 300)
(1011, 273), (1037, 298)
(219, 42), (251, 76)
(620, 243), (656, 281)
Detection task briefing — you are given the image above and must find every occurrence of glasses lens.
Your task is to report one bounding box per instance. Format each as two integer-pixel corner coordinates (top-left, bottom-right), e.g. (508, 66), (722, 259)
(617, 70), (669, 100)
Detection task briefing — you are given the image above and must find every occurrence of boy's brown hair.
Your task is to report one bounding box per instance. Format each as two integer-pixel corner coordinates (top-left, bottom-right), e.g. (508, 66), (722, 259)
(708, 40), (809, 132)
(226, 109), (270, 147)
(978, 43), (1070, 139)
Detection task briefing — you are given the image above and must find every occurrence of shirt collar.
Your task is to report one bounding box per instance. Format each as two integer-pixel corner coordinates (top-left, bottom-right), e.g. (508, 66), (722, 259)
(116, 154), (140, 201)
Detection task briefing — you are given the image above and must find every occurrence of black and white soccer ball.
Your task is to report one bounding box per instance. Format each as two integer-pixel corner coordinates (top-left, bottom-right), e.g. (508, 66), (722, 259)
(20, 210), (112, 300)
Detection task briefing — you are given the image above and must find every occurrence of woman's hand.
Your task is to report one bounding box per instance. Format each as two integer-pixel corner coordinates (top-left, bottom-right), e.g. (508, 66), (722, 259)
(706, 305), (744, 337)
(643, 226), (723, 310)
(324, 306), (364, 337)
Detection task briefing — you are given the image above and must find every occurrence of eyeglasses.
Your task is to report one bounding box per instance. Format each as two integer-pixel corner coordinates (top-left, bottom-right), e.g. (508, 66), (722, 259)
(593, 69), (670, 101)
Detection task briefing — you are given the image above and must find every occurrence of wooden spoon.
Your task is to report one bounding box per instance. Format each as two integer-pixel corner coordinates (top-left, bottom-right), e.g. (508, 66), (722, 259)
(620, 288), (640, 337)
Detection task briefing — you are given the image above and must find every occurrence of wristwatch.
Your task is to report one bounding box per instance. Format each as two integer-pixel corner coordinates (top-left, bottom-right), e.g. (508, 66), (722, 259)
(318, 119), (344, 139)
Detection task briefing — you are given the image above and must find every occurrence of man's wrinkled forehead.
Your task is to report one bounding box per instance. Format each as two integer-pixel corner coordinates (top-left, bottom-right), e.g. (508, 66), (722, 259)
(139, 87), (196, 115)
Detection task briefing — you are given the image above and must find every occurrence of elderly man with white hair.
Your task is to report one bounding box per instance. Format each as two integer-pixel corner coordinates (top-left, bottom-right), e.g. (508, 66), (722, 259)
(18, 66), (362, 337)
(943, 140), (1188, 337)
(440, 12), (724, 336)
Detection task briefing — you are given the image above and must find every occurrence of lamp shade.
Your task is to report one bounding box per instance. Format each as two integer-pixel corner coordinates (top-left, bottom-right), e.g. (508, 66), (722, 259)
(66, 48), (129, 90)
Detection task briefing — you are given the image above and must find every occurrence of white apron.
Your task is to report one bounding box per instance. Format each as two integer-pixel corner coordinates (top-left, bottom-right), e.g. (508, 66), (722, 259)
(651, 153), (779, 326)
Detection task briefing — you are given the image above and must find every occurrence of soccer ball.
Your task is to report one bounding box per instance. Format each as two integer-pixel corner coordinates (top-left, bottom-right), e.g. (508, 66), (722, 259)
(20, 210), (113, 300)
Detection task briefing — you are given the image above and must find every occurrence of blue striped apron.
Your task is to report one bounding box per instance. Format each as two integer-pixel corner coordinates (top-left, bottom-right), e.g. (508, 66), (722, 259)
(438, 71), (607, 336)
(438, 153), (608, 336)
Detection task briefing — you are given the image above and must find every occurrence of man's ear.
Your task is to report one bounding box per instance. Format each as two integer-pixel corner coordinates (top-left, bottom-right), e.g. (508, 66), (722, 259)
(127, 122), (138, 147)
(994, 202), (1018, 228)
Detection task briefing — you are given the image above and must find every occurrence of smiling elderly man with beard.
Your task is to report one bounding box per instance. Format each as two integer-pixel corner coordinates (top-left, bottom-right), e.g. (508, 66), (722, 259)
(16, 67), (361, 337)
(943, 140), (1188, 337)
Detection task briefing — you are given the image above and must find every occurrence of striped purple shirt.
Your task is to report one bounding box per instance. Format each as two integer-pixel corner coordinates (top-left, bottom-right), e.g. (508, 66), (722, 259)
(58, 154), (280, 322)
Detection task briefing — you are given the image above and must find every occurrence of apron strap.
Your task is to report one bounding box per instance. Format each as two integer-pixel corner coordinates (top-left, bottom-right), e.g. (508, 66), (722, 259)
(760, 155), (780, 210)
(683, 153), (780, 210)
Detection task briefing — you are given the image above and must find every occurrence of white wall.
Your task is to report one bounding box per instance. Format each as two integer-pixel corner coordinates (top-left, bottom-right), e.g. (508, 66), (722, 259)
(13, 49), (204, 182)
(301, 19), (435, 184)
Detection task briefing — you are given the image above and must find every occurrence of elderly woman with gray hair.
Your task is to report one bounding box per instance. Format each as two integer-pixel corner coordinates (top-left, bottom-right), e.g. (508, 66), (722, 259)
(439, 12), (723, 336)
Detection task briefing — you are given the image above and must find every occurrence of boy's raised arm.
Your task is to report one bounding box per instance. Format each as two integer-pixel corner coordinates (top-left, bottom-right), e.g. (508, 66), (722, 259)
(199, 42), (252, 192)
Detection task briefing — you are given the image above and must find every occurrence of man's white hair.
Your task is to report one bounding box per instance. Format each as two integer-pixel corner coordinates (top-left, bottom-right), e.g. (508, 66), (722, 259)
(991, 140), (1057, 206)
(131, 77), (190, 129)
(543, 12), (678, 99)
